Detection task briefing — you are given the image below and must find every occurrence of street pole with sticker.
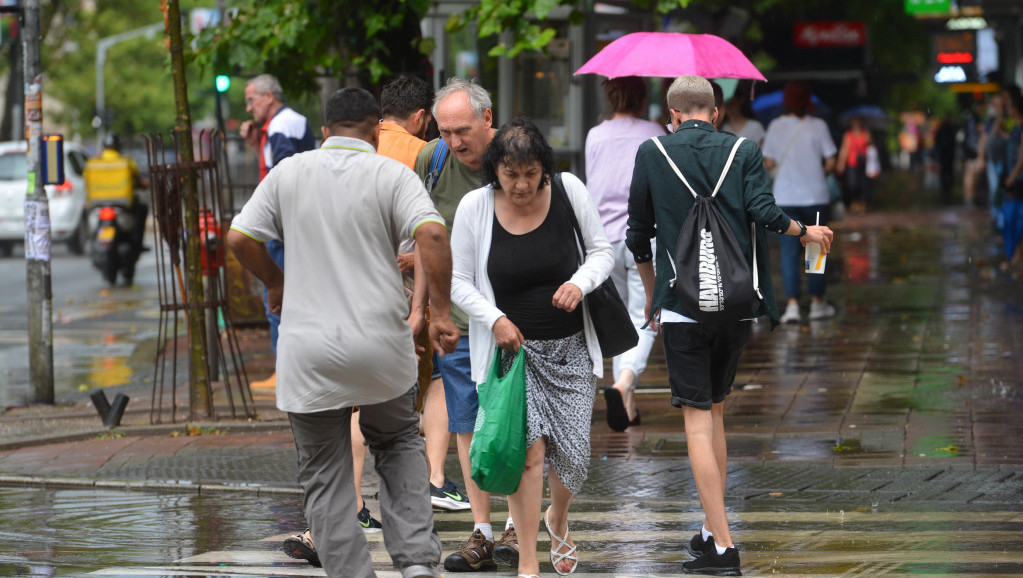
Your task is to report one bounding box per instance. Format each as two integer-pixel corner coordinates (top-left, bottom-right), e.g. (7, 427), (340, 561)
(23, 0), (54, 403)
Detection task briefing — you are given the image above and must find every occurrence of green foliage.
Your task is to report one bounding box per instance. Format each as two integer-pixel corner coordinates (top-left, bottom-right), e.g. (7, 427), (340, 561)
(38, 0), (217, 140)
(447, 0), (692, 60)
(193, 0), (433, 98)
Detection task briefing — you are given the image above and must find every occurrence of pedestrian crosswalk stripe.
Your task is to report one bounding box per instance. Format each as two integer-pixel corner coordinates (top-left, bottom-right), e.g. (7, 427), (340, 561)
(90, 507), (1023, 577)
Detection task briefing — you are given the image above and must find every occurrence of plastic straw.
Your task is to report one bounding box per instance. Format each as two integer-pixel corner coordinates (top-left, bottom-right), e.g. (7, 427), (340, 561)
(816, 211), (820, 226)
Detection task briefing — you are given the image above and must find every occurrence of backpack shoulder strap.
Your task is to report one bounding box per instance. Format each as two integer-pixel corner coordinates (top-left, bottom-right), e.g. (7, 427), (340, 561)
(424, 138), (448, 193)
(651, 136), (746, 199)
(712, 137), (746, 198)
(651, 137), (697, 199)
(430, 138), (448, 173)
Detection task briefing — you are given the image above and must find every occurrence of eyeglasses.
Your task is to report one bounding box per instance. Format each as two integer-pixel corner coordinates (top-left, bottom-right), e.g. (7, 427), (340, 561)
(244, 92), (269, 106)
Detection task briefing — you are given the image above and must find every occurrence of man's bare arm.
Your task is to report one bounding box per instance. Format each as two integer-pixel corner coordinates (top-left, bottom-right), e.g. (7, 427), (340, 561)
(226, 229), (284, 314)
(413, 222), (459, 354)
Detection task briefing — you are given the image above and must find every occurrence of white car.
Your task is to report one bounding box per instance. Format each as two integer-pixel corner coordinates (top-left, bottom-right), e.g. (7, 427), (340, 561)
(0, 140), (91, 256)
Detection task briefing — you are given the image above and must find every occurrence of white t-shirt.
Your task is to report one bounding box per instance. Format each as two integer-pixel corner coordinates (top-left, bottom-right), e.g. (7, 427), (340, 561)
(722, 118), (765, 145)
(231, 136), (444, 413)
(762, 116), (837, 206)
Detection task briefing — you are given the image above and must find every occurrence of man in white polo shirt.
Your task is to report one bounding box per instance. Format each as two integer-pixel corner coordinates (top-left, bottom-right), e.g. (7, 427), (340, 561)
(227, 87), (460, 578)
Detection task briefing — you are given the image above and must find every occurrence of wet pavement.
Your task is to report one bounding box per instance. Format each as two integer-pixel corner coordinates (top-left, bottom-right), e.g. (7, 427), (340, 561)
(0, 170), (1022, 576)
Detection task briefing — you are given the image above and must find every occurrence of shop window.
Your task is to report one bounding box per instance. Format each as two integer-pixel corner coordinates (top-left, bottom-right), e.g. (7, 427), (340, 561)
(444, 23), (500, 111)
(514, 23), (572, 148)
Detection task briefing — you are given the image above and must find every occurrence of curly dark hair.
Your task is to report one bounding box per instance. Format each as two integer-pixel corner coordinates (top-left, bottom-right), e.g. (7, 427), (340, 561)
(380, 75), (434, 120)
(481, 117), (555, 190)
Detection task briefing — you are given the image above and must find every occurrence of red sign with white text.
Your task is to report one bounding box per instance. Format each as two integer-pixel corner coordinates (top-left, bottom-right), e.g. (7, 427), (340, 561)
(794, 21), (866, 48)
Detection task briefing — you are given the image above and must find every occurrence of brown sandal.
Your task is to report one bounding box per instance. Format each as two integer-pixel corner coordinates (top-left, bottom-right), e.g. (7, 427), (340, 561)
(282, 528), (321, 568)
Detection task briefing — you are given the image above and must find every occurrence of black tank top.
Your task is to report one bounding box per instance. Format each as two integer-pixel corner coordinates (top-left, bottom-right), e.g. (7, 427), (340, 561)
(488, 194), (584, 340)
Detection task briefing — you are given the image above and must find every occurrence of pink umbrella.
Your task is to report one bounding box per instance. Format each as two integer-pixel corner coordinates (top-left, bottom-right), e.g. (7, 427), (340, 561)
(575, 32), (766, 81)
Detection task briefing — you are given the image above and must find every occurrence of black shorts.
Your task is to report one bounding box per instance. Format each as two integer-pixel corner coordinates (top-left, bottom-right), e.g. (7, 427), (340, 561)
(661, 321), (752, 410)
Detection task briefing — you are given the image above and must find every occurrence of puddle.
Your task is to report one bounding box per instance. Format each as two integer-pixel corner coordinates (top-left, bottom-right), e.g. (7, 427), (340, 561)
(0, 334), (158, 408)
(0, 486), (303, 576)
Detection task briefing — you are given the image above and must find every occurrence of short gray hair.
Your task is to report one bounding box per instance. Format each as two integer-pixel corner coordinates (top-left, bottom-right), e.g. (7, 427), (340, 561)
(666, 75), (714, 115)
(246, 74), (284, 103)
(433, 77), (492, 120)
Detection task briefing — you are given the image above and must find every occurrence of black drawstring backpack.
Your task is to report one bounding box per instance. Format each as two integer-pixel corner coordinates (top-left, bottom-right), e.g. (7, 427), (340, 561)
(651, 136), (763, 325)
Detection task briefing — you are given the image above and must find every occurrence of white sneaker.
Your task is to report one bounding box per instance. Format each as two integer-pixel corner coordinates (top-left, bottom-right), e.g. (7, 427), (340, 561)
(809, 301), (836, 320)
(780, 302), (800, 323)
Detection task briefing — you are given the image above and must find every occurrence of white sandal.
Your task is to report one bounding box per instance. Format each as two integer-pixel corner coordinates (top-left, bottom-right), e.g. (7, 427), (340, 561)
(544, 506), (578, 576)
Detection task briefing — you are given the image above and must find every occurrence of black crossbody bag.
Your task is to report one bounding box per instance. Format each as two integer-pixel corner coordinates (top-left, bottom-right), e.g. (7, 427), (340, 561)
(551, 173), (638, 358)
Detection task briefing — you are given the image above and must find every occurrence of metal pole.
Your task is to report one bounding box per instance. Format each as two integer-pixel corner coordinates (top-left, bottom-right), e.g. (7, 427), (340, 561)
(23, 0), (53, 403)
(94, 23), (163, 144)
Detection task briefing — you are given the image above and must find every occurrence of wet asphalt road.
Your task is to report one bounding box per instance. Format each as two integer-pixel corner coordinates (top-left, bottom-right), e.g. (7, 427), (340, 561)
(0, 243), (161, 408)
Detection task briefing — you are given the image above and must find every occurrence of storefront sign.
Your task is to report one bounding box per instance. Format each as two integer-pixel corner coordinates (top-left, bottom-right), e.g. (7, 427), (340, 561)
(906, 0), (951, 15)
(794, 21), (866, 48)
(932, 31), (976, 82)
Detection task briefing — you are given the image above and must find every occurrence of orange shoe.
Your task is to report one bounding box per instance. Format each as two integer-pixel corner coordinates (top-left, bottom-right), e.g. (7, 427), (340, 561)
(250, 372), (277, 389)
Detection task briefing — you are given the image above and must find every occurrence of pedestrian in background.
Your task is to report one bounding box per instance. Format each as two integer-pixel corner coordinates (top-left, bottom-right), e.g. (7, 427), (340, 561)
(228, 87), (459, 578)
(628, 75), (834, 575)
(836, 116), (874, 215)
(978, 91), (1009, 230)
(762, 80), (838, 324)
(239, 74), (316, 388)
(584, 76), (665, 432)
(1000, 85), (1023, 268)
(451, 117), (614, 577)
(378, 74), (472, 513)
(412, 78), (517, 572)
(721, 79), (765, 146)
(933, 114), (959, 204)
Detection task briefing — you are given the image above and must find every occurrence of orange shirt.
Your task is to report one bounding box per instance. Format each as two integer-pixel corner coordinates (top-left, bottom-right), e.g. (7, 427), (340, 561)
(378, 121), (427, 170)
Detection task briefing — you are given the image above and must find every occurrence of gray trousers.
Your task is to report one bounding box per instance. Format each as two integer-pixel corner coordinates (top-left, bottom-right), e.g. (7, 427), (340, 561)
(288, 386), (441, 578)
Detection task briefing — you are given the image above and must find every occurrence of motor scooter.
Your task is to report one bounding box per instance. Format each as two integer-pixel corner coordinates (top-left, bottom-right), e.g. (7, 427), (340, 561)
(83, 142), (145, 287)
(88, 202), (140, 286)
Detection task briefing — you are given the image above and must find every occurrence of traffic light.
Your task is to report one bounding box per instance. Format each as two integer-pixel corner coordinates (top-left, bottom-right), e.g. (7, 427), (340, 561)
(215, 74), (230, 93)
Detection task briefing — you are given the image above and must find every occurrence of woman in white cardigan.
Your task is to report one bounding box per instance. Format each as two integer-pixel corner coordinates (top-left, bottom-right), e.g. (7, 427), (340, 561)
(450, 118), (613, 577)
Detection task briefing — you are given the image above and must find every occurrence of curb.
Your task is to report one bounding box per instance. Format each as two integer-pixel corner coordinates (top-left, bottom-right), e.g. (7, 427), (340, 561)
(0, 473), (302, 496)
(0, 419), (292, 452)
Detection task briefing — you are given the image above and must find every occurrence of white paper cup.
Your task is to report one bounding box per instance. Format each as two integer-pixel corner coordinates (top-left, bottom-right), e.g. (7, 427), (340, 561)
(805, 242), (826, 274)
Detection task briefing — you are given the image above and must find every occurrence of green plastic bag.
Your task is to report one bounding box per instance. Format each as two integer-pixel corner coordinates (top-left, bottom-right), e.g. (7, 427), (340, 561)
(469, 347), (527, 495)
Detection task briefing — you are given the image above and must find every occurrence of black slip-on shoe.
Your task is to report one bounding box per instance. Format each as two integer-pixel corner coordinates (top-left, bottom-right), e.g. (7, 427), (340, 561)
(603, 387), (630, 431)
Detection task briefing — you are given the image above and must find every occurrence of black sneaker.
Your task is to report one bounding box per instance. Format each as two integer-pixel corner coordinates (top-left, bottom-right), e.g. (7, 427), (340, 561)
(443, 529), (496, 571)
(492, 526), (519, 567)
(430, 478), (472, 511)
(682, 540), (742, 576)
(685, 532), (713, 557)
(357, 506), (382, 533)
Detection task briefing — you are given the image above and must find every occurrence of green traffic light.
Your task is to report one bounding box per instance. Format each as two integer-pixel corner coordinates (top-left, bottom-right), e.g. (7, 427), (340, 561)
(215, 75), (230, 92)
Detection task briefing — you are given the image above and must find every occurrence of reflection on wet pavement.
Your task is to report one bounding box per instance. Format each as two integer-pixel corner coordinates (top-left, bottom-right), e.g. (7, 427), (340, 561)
(2, 486), (1021, 577)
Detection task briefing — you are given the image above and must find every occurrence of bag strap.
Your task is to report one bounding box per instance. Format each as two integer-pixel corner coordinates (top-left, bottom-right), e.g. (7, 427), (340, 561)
(775, 118), (804, 172)
(651, 136), (745, 199)
(424, 138), (449, 194)
(552, 172), (586, 261)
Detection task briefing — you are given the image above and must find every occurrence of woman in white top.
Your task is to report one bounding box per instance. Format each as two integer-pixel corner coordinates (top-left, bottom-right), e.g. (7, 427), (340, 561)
(450, 117), (614, 577)
(761, 81), (838, 323)
(721, 79), (766, 146)
(584, 76), (665, 432)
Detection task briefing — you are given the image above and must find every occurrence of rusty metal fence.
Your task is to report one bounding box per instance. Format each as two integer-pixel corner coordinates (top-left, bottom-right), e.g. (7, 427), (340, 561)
(144, 130), (255, 423)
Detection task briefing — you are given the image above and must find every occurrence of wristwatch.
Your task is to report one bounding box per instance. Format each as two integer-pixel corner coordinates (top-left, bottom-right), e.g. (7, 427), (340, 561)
(795, 220), (807, 238)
